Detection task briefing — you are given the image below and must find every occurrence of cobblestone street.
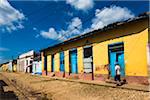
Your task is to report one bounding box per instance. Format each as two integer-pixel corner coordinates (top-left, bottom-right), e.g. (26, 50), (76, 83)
(0, 72), (149, 100)
(0, 80), (18, 100)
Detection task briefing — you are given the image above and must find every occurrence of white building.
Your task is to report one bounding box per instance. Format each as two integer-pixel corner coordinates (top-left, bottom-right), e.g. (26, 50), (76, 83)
(32, 55), (42, 75)
(17, 50), (34, 73)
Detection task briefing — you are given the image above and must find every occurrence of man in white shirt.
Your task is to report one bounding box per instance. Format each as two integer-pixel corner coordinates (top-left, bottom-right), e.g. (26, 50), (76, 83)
(115, 63), (121, 86)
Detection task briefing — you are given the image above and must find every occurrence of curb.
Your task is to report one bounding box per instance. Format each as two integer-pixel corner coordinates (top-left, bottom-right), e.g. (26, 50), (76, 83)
(53, 78), (150, 92)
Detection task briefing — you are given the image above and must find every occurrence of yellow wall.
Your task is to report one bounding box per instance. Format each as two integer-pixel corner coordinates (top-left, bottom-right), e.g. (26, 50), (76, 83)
(124, 29), (148, 76)
(47, 54), (51, 72)
(77, 47), (84, 73)
(54, 53), (60, 72)
(93, 28), (148, 76)
(1, 64), (8, 71)
(41, 18), (148, 77)
(64, 50), (69, 72)
(93, 42), (109, 74)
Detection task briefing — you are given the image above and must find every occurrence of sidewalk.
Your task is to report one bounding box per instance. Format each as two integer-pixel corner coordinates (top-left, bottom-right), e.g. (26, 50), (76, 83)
(39, 75), (150, 92)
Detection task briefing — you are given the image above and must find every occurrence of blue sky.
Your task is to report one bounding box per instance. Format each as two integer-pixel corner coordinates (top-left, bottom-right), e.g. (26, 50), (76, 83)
(0, 0), (149, 64)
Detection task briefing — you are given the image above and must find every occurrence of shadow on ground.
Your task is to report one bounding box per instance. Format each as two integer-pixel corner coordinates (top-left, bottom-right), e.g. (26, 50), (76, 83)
(0, 80), (18, 100)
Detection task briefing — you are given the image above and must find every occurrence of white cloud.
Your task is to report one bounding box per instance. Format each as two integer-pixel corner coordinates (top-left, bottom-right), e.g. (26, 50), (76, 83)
(82, 27), (92, 34)
(40, 17), (82, 40)
(40, 6), (135, 41)
(66, 0), (94, 11)
(0, 47), (9, 51)
(67, 17), (82, 36)
(0, 0), (25, 32)
(91, 5), (135, 30)
(40, 28), (62, 40)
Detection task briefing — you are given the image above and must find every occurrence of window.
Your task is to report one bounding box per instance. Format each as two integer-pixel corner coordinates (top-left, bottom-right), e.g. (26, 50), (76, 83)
(30, 60), (32, 64)
(84, 47), (92, 58)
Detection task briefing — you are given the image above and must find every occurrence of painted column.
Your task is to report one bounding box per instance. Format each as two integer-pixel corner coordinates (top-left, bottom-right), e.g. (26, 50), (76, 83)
(77, 47), (83, 73)
(54, 53), (61, 77)
(47, 54), (51, 75)
(41, 52), (45, 75)
(55, 53), (60, 72)
(64, 50), (69, 73)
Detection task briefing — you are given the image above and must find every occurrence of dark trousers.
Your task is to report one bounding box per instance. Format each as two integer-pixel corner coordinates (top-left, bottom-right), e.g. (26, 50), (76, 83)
(115, 75), (121, 81)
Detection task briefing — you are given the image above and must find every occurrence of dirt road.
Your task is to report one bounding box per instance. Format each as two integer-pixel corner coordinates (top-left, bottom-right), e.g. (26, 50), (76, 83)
(0, 72), (149, 100)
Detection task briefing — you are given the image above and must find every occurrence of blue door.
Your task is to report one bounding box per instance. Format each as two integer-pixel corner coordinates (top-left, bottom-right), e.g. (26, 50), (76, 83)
(109, 52), (116, 77)
(70, 50), (78, 73)
(44, 56), (47, 75)
(109, 51), (125, 77)
(51, 55), (54, 72)
(60, 52), (65, 72)
(118, 53), (125, 76)
(109, 42), (125, 77)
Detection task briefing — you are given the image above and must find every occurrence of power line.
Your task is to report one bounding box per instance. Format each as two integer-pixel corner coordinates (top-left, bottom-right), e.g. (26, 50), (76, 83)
(42, 1), (120, 61)
(39, 0), (119, 50)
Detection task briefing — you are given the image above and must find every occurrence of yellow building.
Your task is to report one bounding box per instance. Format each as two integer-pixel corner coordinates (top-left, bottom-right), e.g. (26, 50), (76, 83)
(0, 60), (17, 72)
(0, 62), (9, 72)
(41, 13), (149, 85)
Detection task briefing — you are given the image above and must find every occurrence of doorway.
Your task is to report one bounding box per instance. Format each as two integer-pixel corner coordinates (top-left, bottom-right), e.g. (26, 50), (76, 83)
(83, 46), (94, 80)
(51, 54), (54, 72)
(69, 49), (78, 74)
(44, 56), (47, 75)
(108, 42), (125, 77)
(60, 52), (65, 72)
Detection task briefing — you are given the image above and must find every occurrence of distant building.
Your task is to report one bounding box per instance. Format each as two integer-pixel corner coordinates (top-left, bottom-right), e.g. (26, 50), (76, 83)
(32, 54), (42, 75)
(40, 13), (149, 85)
(0, 62), (9, 72)
(8, 59), (17, 72)
(17, 50), (35, 73)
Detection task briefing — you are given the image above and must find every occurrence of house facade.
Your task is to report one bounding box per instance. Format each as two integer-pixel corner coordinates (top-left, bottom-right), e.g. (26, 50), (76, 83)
(8, 59), (17, 72)
(17, 50), (34, 73)
(0, 62), (9, 72)
(41, 13), (149, 85)
(32, 55), (42, 75)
